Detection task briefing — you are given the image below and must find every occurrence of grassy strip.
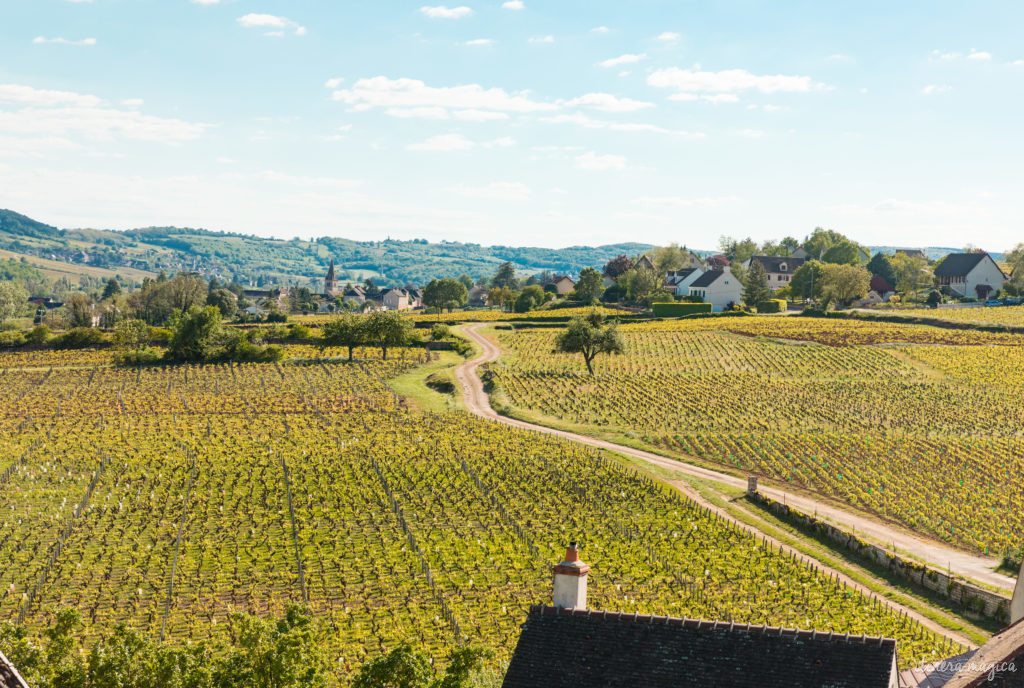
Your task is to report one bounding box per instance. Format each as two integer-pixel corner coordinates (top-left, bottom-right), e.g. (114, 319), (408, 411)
(388, 350), (466, 412)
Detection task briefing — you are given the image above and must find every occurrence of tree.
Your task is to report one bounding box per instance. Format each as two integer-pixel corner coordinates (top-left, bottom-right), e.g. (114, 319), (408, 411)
(486, 286), (513, 311)
(891, 253), (933, 296)
(555, 310), (624, 375)
(491, 262), (518, 290)
(207, 288), (238, 319)
(0, 280), (28, 325)
(422, 279), (468, 312)
(167, 273), (209, 312)
(652, 243), (687, 273)
(866, 252), (897, 286)
(718, 236), (757, 264)
(351, 645), (487, 688)
(742, 260), (771, 307)
(789, 260), (823, 301)
(574, 267), (604, 304)
(457, 274), (474, 291)
(603, 255), (633, 280)
(801, 227), (849, 260)
(926, 289), (942, 308)
(320, 313), (367, 361)
(65, 292), (94, 328)
(818, 263), (870, 308)
(779, 236), (801, 255)
(101, 277), (122, 300)
(821, 240), (862, 266)
(364, 310), (411, 360)
(166, 306), (223, 362)
(1004, 243), (1024, 291)
(215, 603), (325, 688)
(620, 266), (660, 306)
(112, 319), (151, 352)
(514, 284), (544, 312)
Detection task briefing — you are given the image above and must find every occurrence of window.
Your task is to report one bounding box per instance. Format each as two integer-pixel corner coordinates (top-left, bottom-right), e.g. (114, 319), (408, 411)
(780, 263), (788, 272)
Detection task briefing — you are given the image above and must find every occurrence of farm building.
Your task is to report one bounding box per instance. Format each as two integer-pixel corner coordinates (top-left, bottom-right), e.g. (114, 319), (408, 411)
(744, 255), (807, 291)
(687, 267), (742, 312)
(552, 275), (575, 295)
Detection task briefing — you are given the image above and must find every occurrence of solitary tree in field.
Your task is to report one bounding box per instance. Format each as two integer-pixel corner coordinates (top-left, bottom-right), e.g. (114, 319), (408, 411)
(555, 310), (624, 375)
(320, 313), (367, 361)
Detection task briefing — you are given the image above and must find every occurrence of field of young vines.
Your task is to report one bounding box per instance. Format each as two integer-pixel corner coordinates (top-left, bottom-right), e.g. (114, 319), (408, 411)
(0, 346), (956, 674)
(894, 306), (1024, 328)
(490, 321), (1024, 556)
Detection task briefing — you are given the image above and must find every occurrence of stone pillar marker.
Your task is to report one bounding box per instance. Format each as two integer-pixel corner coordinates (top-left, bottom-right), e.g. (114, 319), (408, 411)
(747, 476), (758, 496)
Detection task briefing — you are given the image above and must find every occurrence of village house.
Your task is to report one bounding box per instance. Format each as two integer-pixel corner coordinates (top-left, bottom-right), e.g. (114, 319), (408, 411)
(687, 266), (742, 312)
(404, 286), (424, 308)
(933, 252), (1006, 300)
(894, 248), (927, 261)
(381, 287), (412, 310)
(664, 267), (705, 296)
(744, 255), (806, 291)
(467, 285), (490, 307)
(341, 285), (367, 305)
(552, 275), (575, 295)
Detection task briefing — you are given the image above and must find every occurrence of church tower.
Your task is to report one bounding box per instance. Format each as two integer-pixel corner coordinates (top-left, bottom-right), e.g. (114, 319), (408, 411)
(325, 259), (338, 296)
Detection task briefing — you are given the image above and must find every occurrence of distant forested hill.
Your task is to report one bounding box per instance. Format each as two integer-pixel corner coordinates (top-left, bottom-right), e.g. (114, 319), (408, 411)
(0, 209), (652, 291)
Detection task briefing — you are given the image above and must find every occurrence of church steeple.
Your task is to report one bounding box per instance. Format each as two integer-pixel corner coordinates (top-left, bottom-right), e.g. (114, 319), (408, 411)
(325, 259), (338, 296)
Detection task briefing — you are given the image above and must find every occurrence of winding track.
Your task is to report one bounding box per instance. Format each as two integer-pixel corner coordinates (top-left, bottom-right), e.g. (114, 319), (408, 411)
(454, 323), (1015, 596)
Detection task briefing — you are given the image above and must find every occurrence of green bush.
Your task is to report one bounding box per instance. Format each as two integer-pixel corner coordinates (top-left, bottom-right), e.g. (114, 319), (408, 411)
(25, 324), (51, 345)
(53, 327), (105, 349)
(288, 323), (312, 340)
(266, 310), (288, 323)
(148, 326), (172, 343)
(0, 330), (27, 348)
(113, 346), (164, 366)
(651, 302), (713, 317)
(431, 323), (451, 341)
(756, 299), (787, 314)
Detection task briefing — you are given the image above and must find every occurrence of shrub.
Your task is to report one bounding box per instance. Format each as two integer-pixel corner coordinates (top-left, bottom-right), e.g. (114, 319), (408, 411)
(756, 299), (787, 314)
(148, 326), (172, 343)
(926, 290), (942, 308)
(0, 330), (27, 348)
(25, 325), (51, 345)
(266, 310), (288, 323)
(288, 323), (312, 340)
(431, 323), (451, 341)
(651, 302), (713, 317)
(53, 327), (104, 349)
(113, 346), (164, 366)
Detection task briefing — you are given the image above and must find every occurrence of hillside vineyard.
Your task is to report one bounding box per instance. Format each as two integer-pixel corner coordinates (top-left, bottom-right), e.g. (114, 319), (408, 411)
(0, 348), (954, 672)
(490, 318), (1024, 555)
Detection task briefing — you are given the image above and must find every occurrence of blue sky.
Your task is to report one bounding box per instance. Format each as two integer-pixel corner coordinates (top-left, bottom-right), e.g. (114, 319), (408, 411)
(1, 0), (1022, 250)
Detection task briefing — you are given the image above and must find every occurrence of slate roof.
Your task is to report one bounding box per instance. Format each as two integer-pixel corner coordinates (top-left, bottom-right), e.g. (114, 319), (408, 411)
(502, 606), (898, 688)
(898, 650), (975, 688)
(942, 618), (1024, 688)
(933, 253), (989, 278)
(690, 269), (724, 288)
(0, 651), (29, 688)
(325, 259), (336, 282)
(749, 255), (806, 274)
(895, 249), (927, 260)
(665, 268), (698, 285)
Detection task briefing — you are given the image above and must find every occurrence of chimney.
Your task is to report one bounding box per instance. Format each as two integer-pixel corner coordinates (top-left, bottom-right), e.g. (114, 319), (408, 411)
(552, 541), (590, 610)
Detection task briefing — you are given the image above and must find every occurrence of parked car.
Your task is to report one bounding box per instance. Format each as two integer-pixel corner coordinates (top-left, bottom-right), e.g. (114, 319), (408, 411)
(985, 299), (1003, 306)
(1003, 297), (1021, 306)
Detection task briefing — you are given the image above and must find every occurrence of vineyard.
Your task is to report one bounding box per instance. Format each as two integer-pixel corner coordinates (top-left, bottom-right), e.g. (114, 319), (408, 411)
(893, 306), (1024, 329)
(488, 321), (1024, 555)
(292, 306), (634, 327)
(0, 345), (957, 674)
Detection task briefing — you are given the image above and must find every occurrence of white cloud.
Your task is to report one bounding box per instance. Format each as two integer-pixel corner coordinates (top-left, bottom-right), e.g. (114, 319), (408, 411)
(735, 128), (764, 138)
(501, 1), (524, 9)
(591, 26), (610, 34)
(0, 83), (209, 144)
(1014, 60), (1024, 66)
(324, 78), (344, 89)
(446, 182), (530, 200)
(485, 136), (515, 147)
(419, 5), (474, 18)
(967, 51), (992, 60)
(32, 36), (97, 46)
(237, 14), (306, 36)
(931, 49), (993, 62)
(656, 32), (680, 42)
(563, 92), (654, 112)
(385, 106), (450, 119)
(0, 135), (83, 158)
(121, 98), (144, 107)
(453, 108), (508, 121)
(332, 76), (557, 113)
(529, 35), (554, 44)
(464, 38), (494, 46)
(407, 133), (476, 151)
(541, 112), (704, 138)
(922, 84), (951, 95)
(599, 53), (647, 68)
(575, 151), (626, 170)
(648, 66), (819, 101)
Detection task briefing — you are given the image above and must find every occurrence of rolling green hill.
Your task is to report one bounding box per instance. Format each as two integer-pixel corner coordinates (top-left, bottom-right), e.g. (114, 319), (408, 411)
(0, 209), (652, 292)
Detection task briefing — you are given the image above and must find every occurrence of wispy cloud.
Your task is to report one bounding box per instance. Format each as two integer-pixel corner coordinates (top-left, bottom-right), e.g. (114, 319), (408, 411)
(648, 66), (820, 101)
(632, 195), (740, 208)
(599, 53), (647, 68)
(237, 13), (306, 36)
(542, 112), (704, 138)
(501, 1), (524, 9)
(463, 38), (495, 46)
(591, 26), (610, 34)
(922, 84), (951, 95)
(446, 182), (530, 200)
(656, 32), (680, 42)
(528, 35), (554, 44)
(575, 151), (627, 170)
(419, 5), (474, 19)
(563, 93), (654, 112)
(32, 36), (96, 46)
(332, 76), (557, 113)
(407, 133), (514, 151)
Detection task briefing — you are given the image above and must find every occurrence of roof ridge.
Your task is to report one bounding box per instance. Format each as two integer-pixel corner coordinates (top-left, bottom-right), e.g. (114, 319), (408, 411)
(527, 606), (896, 646)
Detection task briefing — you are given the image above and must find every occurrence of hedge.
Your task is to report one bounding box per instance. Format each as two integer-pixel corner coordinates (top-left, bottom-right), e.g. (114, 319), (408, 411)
(651, 302), (713, 317)
(756, 299), (788, 314)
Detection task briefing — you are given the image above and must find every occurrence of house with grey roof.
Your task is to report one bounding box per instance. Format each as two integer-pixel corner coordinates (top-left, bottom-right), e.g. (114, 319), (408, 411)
(933, 252), (1006, 299)
(743, 255), (806, 292)
(687, 267), (742, 312)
